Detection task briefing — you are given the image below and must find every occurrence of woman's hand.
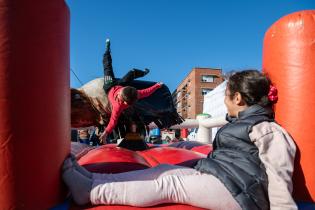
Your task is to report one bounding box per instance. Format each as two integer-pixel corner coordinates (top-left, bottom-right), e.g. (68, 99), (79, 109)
(99, 131), (108, 144)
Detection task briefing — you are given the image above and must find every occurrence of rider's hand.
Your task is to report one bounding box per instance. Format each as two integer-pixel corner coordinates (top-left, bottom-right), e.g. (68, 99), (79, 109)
(99, 131), (108, 144)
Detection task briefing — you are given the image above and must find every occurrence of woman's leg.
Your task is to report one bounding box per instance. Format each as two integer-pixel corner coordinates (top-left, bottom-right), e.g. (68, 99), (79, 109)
(92, 163), (198, 181)
(65, 158), (197, 205)
(64, 157), (241, 209)
(91, 172), (241, 210)
(103, 39), (116, 91)
(119, 68), (150, 84)
(63, 157), (92, 205)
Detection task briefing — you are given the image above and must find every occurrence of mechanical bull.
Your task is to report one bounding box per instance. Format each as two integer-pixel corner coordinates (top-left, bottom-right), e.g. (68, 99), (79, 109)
(71, 78), (183, 141)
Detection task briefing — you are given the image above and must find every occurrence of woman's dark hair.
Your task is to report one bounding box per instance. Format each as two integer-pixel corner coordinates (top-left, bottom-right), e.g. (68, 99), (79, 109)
(227, 70), (273, 107)
(121, 86), (138, 105)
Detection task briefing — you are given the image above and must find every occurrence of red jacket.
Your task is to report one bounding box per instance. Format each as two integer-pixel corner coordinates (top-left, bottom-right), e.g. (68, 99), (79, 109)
(105, 83), (162, 134)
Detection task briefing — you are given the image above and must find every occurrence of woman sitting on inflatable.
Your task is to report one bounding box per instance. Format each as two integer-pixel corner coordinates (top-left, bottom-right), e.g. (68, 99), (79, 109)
(63, 70), (297, 210)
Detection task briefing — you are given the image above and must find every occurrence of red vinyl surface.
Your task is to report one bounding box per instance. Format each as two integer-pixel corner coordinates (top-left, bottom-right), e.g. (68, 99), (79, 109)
(78, 146), (151, 173)
(139, 147), (206, 167)
(0, 0), (70, 209)
(263, 10), (315, 202)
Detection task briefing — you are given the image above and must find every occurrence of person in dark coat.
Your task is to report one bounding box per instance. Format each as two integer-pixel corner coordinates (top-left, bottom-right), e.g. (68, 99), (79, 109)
(63, 70), (297, 210)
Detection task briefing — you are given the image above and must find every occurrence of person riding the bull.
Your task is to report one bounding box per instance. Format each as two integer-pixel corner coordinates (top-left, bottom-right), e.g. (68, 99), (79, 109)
(99, 39), (163, 143)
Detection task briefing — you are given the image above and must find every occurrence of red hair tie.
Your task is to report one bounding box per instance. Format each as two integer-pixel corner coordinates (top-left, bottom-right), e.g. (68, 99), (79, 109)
(268, 85), (278, 103)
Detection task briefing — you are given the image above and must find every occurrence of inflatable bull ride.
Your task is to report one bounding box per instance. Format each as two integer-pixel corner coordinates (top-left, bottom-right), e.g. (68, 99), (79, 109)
(0, 1), (314, 209)
(71, 77), (183, 150)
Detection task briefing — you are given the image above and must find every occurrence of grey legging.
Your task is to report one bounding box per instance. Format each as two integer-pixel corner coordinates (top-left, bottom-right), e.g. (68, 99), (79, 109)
(90, 164), (241, 210)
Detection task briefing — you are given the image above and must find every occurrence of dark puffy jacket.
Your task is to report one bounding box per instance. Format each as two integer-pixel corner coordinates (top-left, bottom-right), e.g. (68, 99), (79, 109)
(194, 105), (274, 210)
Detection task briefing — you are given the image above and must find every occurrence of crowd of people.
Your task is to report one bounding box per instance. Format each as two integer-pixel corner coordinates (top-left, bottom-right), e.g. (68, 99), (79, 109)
(71, 128), (101, 146)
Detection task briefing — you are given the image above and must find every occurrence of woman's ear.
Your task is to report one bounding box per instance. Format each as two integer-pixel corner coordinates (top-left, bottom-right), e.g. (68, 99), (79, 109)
(234, 92), (246, 106)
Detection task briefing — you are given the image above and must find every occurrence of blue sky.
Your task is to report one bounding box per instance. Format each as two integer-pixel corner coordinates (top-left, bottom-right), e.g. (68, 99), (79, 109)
(66, 0), (314, 92)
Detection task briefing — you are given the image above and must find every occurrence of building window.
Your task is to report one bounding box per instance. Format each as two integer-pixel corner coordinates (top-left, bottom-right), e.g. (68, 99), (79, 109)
(201, 75), (215, 83)
(201, 88), (212, 95)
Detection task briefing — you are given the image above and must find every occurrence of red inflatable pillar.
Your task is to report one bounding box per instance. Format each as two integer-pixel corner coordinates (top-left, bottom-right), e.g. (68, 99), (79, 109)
(0, 0), (70, 209)
(263, 10), (315, 202)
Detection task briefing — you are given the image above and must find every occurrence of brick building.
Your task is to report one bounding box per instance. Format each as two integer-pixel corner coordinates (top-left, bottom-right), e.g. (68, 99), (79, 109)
(172, 67), (224, 119)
